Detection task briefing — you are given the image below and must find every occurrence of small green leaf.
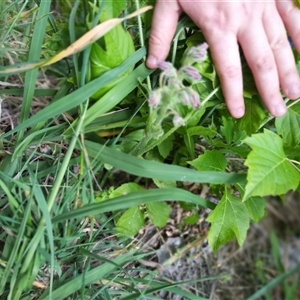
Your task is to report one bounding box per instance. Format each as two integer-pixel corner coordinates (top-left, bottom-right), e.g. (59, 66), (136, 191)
(237, 96), (266, 135)
(116, 206), (144, 236)
(220, 116), (234, 144)
(207, 189), (250, 251)
(244, 129), (300, 200)
(109, 182), (143, 198)
(157, 135), (173, 159)
(146, 201), (171, 228)
(275, 102), (300, 147)
(183, 212), (199, 225)
(188, 150), (227, 172)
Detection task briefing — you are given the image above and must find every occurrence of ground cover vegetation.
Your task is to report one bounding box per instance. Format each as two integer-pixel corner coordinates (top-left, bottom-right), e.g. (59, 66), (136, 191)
(0, 0), (300, 299)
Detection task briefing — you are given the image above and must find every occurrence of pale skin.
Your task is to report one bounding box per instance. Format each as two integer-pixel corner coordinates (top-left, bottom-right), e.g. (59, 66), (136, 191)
(146, 1), (300, 118)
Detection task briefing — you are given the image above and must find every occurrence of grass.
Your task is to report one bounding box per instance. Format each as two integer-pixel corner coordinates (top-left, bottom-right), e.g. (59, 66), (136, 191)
(1, 1), (300, 299)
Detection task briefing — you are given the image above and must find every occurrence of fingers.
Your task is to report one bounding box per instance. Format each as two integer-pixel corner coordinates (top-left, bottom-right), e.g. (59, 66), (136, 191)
(276, 0), (300, 52)
(146, 1), (182, 69)
(263, 7), (300, 100)
(239, 20), (287, 117)
(203, 31), (245, 118)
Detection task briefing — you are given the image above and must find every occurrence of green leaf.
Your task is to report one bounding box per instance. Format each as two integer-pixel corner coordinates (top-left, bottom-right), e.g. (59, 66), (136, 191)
(275, 101), (300, 147)
(183, 212), (199, 225)
(220, 116), (234, 144)
(116, 205), (144, 236)
(244, 129), (300, 200)
(237, 96), (266, 135)
(157, 135), (173, 159)
(153, 178), (176, 188)
(109, 182), (143, 198)
(146, 201), (171, 227)
(236, 183), (266, 222)
(90, 24), (135, 98)
(99, 0), (126, 21)
(207, 189), (250, 251)
(188, 150), (227, 172)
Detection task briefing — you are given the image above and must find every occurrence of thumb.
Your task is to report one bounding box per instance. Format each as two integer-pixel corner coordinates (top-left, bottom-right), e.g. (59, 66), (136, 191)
(146, 1), (181, 69)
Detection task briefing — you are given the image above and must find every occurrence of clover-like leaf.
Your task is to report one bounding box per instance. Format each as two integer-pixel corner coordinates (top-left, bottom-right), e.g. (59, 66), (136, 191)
(207, 189), (250, 251)
(244, 129), (300, 200)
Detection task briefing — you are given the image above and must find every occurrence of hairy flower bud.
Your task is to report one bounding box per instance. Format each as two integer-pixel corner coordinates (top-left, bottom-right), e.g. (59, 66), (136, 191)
(148, 90), (161, 108)
(172, 114), (185, 127)
(178, 89), (191, 106)
(189, 89), (201, 108)
(157, 61), (177, 77)
(179, 66), (201, 81)
(186, 43), (209, 63)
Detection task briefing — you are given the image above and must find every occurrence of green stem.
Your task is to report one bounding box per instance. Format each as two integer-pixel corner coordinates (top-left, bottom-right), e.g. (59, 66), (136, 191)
(135, 0), (151, 92)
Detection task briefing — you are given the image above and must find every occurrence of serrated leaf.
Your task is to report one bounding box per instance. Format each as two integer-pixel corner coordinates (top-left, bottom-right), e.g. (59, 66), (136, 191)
(275, 102), (300, 147)
(188, 150), (227, 172)
(116, 206), (144, 236)
(207, 189), (249, 251)
(237, 96), (266, 135)
(244, 129), (300, 199)
(244, 196), (266, 222)
(146, 201), (171, 228)
(236, 183), (266, 222)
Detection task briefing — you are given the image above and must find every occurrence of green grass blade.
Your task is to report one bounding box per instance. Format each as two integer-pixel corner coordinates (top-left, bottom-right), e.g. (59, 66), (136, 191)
(18, 0), (51, 126)
(83, 140), (246, 184)
(52, 188), (215, 224)
(39, 252), (135, 300)
(246, 263), (300, 300)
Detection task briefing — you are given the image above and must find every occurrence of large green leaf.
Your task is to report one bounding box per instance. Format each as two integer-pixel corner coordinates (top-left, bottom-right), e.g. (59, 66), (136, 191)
(275, 101), (300, 147)
(188, 150), (227, 172)
(207, 189), (250, 251)
(83, 140), (246, 184)
(244, 129), (300, 200)
(90, 24), (135, 98)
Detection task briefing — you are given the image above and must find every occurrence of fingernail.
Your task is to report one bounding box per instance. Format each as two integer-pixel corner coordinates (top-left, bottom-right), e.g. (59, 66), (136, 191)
(146, 55), (158, 69)
(234, 107), (245, 118)
(274, 104), (286, 116)
(287, 84), (300, 97)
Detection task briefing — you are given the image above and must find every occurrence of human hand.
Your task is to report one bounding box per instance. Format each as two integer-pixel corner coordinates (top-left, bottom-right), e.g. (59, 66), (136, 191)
(146, 1), (300, 118)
